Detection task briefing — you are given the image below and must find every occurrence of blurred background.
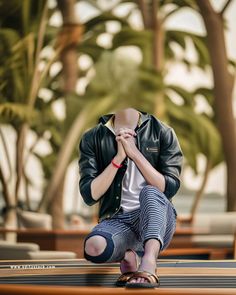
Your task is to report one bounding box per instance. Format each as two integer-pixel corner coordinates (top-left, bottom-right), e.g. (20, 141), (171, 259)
(0, 0), (236, 239)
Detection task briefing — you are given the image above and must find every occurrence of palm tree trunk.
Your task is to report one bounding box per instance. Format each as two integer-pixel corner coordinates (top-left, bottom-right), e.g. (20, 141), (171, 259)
(138, 1), (166, 119)
(43, 0), (81, 229)
(57, 0), (80, 94)
(150, 1), (165, 119)
(151, 0), (164, 71)
(15, 124), (27, 202)
(138, 0), (164, 69)
(196, 0), (236, 211)
(49, 172), (66, 229)
(4, 209), (17, 242)
(190, 159), (212, 219)
(15, 1), (48, 208)
(0, 163), (11, 206)
(23, 168), (31, 211)
(0, 164), (17, 241)
(0, 129), (17, 238)
(0, 128), (12, 183)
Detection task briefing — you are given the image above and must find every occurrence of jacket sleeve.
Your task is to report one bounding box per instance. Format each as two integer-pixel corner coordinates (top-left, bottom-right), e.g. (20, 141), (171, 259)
(159, 128), (183, 199)
(78, 129), (99, 206)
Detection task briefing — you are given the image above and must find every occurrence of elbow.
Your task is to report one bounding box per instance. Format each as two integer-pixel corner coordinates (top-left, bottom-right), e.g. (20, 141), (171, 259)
(163, 175), (180, 199)
(79, 180), (97, 206)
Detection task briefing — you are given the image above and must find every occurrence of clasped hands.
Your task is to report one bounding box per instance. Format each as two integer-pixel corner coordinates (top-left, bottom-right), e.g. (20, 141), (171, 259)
(115, 127), (139, 162)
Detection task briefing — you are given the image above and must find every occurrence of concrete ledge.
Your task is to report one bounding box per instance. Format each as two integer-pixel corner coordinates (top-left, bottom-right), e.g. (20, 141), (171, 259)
(0, 241), (39, 251)
(192, 235), (234, 248)
(28, 251), (77, 260)
(0, 241), (76, 260)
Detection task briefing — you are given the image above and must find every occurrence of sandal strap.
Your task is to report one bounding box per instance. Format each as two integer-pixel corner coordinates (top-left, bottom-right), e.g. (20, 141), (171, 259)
(118, 272), (134, 282)
(129, 271), (159, 284)
(120, 249), (139, 274)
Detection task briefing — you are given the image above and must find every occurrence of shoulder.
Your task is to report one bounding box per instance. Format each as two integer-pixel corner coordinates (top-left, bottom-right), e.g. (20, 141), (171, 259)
(80, 125), (102, 150)
(148, 115), (179, 146)
(81, 124), (102, 141)
(149, 115), (173, 134)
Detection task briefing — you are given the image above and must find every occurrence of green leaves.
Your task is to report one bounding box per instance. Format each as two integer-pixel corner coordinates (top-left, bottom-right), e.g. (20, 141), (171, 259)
(0, 102), (37, 125)
(194, 87), (214, 106)
(0, 0), (227, 213)
(167, 85), (194, 107)
(0, 29), (20, 54)
(85, 51), (163, 112)
(84, 12), (128, 32)
(112, 27), (152, 49)
(165, 85), (222, 172)
(160, 0), (197, 10)
(166, 30), (210, 68)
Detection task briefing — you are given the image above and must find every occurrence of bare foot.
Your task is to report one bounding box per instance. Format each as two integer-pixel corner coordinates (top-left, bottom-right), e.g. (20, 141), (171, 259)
(120, 249), (138, 274)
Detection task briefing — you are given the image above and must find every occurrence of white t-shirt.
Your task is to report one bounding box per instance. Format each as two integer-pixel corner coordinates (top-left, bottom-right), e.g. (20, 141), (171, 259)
(105, 117), (147, 212)
(121, 157), (147, 211)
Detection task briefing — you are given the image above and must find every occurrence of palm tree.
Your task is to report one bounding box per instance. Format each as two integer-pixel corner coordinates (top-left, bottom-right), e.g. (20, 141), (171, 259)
(196, 0), (236, 211)
(0, 0), (229, 231)
(0, 0), (106, 230)
(110, 0), (223, 217)
(0, 0), (61, 231)
(44, 0), (82, 228)
(38, 0), (224, 222)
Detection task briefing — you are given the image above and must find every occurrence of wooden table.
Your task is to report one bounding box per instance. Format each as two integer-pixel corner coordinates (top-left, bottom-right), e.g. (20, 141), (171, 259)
(0, 285), (236, 295)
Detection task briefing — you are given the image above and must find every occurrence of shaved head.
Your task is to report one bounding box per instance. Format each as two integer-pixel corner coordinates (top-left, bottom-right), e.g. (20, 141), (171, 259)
(114, 108), (139, 131)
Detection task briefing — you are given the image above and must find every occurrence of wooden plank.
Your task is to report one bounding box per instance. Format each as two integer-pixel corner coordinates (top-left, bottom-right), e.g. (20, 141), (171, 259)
(160, 247), (231, 259)
(1, 265), (236, 277)
(0, 284), (236, 295)
(1, 260), (236, 292)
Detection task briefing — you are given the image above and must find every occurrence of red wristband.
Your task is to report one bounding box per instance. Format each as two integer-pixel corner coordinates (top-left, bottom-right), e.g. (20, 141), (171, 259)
(111, 159), (123, 168)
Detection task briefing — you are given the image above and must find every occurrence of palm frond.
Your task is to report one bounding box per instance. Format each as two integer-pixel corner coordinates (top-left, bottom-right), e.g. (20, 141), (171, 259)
(0, 102), (37, 124)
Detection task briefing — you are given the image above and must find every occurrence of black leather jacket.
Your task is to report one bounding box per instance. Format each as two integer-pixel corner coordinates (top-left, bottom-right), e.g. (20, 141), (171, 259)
(79, 112), (183, 221)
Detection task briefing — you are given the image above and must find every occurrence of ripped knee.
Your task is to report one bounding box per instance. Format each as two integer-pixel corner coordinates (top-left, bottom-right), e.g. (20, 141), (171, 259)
(84, 235), (107, 256)
(84, 232), (114, 263)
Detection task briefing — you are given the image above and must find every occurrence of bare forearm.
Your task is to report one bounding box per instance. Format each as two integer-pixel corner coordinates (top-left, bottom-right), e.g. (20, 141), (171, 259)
(91, 156), (123, 200)
(132, 150), (165, 192)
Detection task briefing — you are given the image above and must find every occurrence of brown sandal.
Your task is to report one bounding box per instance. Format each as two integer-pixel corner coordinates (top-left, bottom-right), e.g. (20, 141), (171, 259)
(126, 271), (160, 288)
(116, 249), (139, 287)
(116, 272), (135, 287)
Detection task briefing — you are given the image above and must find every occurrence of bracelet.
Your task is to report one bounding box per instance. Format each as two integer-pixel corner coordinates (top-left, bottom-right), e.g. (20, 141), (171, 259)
(111, 159), (123, 168)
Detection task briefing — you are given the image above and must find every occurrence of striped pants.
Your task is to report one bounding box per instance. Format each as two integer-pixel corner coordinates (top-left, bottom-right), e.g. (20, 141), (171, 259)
(84, 185), (177, 263)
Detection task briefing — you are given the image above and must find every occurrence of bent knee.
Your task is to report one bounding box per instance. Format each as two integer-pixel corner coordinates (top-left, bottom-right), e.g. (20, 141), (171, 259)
(84, 232), (114, 263)
(139, 185), (167, 203)
(84, 235), (107, 257)
(140, 185), (164, 197)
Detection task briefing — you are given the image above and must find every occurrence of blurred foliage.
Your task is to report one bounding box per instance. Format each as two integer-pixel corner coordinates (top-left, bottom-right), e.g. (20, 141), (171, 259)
(0, 0), (225, 215)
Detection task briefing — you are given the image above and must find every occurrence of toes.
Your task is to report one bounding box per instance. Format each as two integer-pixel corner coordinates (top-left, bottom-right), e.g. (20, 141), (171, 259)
(128, 277), (148, 284)
(132, 278), (147, 283)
